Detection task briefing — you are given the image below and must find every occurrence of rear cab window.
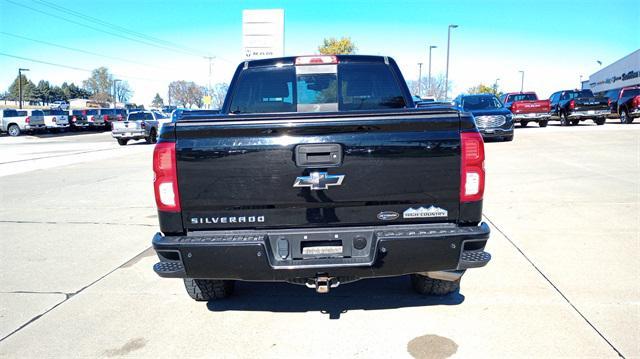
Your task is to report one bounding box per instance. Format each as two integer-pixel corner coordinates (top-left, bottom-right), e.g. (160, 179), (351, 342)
(228, 58), (407, 114)
(128, 112), (146, 121)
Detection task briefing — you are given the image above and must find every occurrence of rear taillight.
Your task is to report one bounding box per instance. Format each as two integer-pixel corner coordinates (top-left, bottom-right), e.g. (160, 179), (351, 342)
(25, 116), (30, 124)
(607, 99), (611, 106)
(103, 115), (109, 122)
(72, 116), (77, 122)
(633, 96), (640, 108)
(460, 132), (485, 202)
(153, 142), (181, 212)
(569, 100), (575, 109)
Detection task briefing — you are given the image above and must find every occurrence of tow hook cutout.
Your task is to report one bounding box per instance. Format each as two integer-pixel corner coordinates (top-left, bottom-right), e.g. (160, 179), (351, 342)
(305, 275), (339, 293)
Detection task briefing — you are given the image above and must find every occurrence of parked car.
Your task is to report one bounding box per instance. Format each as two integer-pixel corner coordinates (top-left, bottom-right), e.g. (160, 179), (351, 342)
(151, 55), (491, 301)
(602, 88), (622, 118)
(499, 92), (550, 127)
(454, 94), (514, 141)
(68, 109), (91, 130)
(42, 109), (70, 131)
(548, 89), (609, 126)
(1, 108), (45, 136)
(613, 86), (640, 124)
(50, 101), (69, 110)
(111, 110), (165, 145)
(85, 109), (104, 128)
(98, 108), (127, 129)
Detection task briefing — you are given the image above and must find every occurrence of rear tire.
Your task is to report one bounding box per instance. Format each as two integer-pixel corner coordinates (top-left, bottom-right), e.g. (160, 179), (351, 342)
(183, 278), (235, 301)
(520, 121), (528, 127)
(620, 109), (633, 124)
(538, 120), (548, 128)
(570, 119), (580, 126)
(7, 124), (21, 137)
(595, 117), (606, 126)
(145, 129), (157, 144)
(411, 274), (460, 296)
(560, 112), (570, 126)
(117, 138), (128, 146)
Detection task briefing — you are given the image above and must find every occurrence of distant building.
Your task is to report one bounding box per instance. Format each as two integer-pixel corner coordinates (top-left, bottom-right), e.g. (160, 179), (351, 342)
(588, 49), (640, 94)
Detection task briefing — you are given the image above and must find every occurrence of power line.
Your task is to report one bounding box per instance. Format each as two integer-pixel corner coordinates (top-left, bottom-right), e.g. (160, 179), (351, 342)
(32, 0), (209, 57)
(0, 31), (177, 72)
(0, 52), (165, 83)
(2, 0), (204, 58)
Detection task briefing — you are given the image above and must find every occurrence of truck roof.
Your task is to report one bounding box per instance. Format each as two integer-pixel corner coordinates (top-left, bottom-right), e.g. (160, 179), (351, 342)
(243, 55), (392, 69)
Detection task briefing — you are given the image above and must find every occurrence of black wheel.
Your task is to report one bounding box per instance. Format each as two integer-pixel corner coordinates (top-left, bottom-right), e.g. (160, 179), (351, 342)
(411, 274), (460, 296)
(620, 109), (633, 124)
(570, 119), (580, 126)
(560, 112), (570, 126)
(7, 124), (21, 137)
(520, 121), (528, 128)
(146, 129), (157, 144)
(538, 120), (548, 128)
(117, 138), (128, 146)
(183, 278), (235, 301)
(595, 117), (606, 126)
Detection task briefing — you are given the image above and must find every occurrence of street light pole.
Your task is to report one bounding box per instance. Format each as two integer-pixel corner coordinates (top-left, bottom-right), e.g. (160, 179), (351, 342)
(204, 56), (215, 109)
(417, 62), (423, 97)
(428, 45), (437, 96)
(112, 79), (121, 108)
(494, 78), (500, 94)
(444, 25), (458, 101)
(518, 70), (524, 93)
(18, 68), (29, 109)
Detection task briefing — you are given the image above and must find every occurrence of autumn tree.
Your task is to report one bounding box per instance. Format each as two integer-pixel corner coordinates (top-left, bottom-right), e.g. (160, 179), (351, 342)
(318, 37), (357, 55)
(211, 83), (229, 109)
(467, 83), (500, 96)
(407, 74), (450, 100)
(115, 81), (133, 103)
(168, 81), (205, 108)
(83, 67), (113, 102)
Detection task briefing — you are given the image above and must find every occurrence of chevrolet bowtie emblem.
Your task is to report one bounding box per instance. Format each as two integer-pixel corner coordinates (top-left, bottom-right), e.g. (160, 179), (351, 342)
(293, 171), (345, 190)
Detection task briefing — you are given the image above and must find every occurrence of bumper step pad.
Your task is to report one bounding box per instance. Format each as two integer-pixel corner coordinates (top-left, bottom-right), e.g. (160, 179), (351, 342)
(153, 261), (186, 278)
(458, 250), (491, 270)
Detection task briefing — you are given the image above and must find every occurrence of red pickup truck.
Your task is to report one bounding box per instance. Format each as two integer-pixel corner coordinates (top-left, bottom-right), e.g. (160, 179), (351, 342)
(500, 92), (550, 127)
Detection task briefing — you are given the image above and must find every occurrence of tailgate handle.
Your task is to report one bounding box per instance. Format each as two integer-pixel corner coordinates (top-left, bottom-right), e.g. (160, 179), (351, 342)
(295, 144), (342, 167)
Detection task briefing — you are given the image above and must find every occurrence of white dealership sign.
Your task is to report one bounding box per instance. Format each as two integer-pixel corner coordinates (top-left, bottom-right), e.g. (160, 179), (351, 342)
(242, 9), (284, 60)
(588, 49), (640, 93)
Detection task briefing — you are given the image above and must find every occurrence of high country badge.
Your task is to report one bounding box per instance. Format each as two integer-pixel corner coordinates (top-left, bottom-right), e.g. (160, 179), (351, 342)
(403, 206), (448, 218)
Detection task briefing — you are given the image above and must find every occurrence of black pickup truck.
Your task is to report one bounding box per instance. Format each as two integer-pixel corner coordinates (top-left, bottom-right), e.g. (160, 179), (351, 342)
(549, 89), (609, 126)
(151, 55), (491, 300)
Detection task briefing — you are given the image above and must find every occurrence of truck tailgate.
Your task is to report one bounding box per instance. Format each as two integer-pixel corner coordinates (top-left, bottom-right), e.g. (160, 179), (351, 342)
(512, 100), (549, 113)
(175, 110), (462, 230)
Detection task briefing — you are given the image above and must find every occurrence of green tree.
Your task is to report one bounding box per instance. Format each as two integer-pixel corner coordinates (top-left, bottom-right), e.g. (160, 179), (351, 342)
(318, 37), (357, 55)
(33, 80), (52, 105)
(152, 93), (164, 108)
(467, 83), (500, 96)
(83, 67), (113, 102)
(8, 74), (36, 102)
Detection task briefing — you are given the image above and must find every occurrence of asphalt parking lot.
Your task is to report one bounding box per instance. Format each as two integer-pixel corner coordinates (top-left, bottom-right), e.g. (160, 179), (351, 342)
(0, 120), (638, 358)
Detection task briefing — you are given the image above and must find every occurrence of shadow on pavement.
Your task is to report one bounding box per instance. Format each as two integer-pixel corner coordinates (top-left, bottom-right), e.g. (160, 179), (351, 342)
(206, 275), (465, 319)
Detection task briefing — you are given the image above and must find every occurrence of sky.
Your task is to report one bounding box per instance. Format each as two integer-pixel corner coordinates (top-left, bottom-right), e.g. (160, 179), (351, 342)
(1, 0), (639, 106)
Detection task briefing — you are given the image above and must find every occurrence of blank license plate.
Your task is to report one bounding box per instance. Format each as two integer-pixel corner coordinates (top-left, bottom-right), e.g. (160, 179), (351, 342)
(302, 246), (343, 255)
(588, 110), (595, 115)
